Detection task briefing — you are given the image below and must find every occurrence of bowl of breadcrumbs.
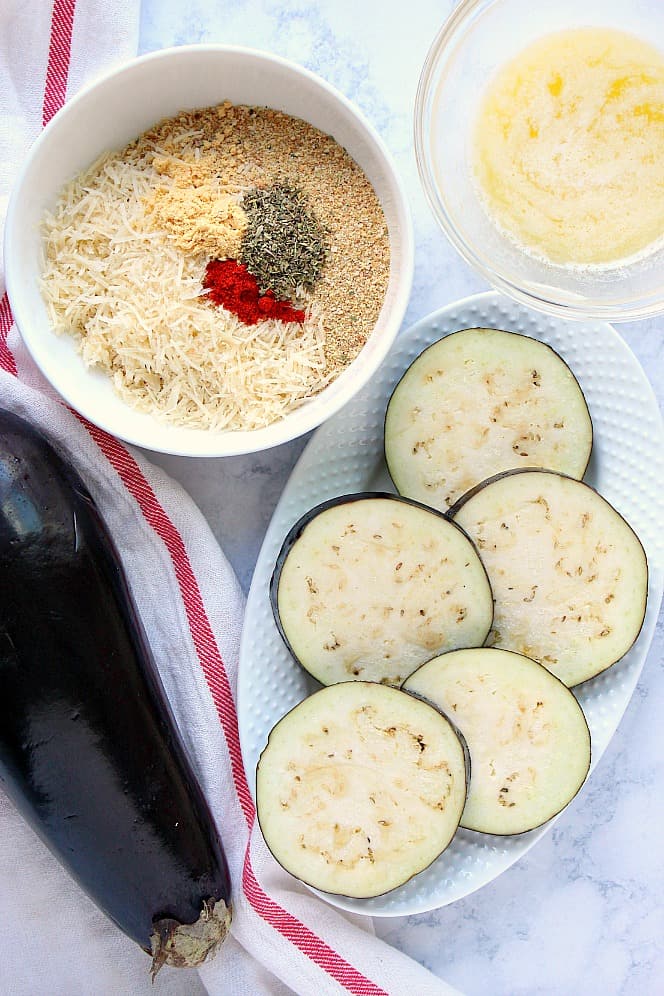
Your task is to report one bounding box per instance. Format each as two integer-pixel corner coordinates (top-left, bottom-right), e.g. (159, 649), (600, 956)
(5, 45), (414, 456)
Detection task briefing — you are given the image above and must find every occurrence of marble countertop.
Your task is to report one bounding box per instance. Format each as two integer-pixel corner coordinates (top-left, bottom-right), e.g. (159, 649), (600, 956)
(139, 2), (664, 993)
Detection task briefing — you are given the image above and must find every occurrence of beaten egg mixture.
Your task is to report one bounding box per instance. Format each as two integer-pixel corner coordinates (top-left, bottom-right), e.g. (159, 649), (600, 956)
(473, 27), (664, 266)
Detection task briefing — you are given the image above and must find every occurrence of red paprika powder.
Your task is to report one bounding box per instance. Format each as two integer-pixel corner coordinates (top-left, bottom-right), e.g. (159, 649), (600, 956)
(203, 259), (306, 326)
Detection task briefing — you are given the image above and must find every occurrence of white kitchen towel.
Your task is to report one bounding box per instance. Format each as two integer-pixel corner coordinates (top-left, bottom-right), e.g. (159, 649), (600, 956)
(0, 3), (459, 995)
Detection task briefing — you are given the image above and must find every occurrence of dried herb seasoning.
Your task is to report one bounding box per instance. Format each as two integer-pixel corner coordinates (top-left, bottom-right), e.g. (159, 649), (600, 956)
(241, 182), (328, 299)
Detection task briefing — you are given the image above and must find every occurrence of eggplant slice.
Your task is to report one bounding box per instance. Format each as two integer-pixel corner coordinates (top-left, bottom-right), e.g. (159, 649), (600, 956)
(404, 648), (591, 835)
(271, 493), (493, 686)
(451, 470), (648, 686)
(256, 682), (468, 897)
(384, 328), (592, 511)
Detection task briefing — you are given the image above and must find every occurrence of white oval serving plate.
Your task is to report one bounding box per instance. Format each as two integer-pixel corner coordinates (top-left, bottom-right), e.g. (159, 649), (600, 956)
(238, 290), (664, 916)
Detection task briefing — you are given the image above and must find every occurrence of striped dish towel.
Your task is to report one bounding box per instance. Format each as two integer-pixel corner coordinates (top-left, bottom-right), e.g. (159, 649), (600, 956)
(0, 3), (458, 994)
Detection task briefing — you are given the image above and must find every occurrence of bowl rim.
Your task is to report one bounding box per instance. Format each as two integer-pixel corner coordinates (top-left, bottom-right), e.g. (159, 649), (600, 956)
(413, 0), (664, 322)
(5, 43), (414, 458)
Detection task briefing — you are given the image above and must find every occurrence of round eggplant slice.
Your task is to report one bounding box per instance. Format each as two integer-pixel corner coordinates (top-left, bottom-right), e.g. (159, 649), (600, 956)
(404, 648), (591, 835)
(271, 493), (493, 686)
(384, 328), (593, 512)
(451, 470), (648, 686)
(256, 682), (468, 898)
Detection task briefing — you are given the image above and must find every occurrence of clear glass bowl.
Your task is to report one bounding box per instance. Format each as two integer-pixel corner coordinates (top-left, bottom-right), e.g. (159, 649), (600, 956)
(415, 0), (664, 321)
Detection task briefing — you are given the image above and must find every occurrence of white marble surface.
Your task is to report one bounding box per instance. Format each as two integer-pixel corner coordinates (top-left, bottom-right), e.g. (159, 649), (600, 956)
(139, 2), (664, 993)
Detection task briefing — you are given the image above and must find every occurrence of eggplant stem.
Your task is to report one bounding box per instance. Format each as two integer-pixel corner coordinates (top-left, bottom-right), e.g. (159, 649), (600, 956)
(150, 898), (231, 979)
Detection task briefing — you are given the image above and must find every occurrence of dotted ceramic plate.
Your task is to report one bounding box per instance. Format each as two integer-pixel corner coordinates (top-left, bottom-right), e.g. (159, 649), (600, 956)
(238, 291), (664, 916)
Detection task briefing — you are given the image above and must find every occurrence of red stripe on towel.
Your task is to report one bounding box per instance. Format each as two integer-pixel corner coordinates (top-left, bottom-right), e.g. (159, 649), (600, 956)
(0, 295), (17, 377)
(43, 0), (77, 126)
(79, 419), (256, 824)
(242, 849), (389, 995)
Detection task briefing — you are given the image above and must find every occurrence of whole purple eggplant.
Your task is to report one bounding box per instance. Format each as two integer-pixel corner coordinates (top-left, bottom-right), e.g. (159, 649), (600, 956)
(0, 410), (231, 975)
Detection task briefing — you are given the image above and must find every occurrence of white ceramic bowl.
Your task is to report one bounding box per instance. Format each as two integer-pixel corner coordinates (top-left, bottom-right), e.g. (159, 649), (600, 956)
(5, 45), (413, 457)
(415, 0), (664, 321)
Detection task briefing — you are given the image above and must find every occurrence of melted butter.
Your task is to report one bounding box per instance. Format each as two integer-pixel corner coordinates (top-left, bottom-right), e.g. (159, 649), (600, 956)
(473, 28), (664, 265)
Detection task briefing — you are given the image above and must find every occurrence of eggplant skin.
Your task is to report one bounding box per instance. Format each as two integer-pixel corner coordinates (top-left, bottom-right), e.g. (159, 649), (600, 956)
(0, 411), (231, 969)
